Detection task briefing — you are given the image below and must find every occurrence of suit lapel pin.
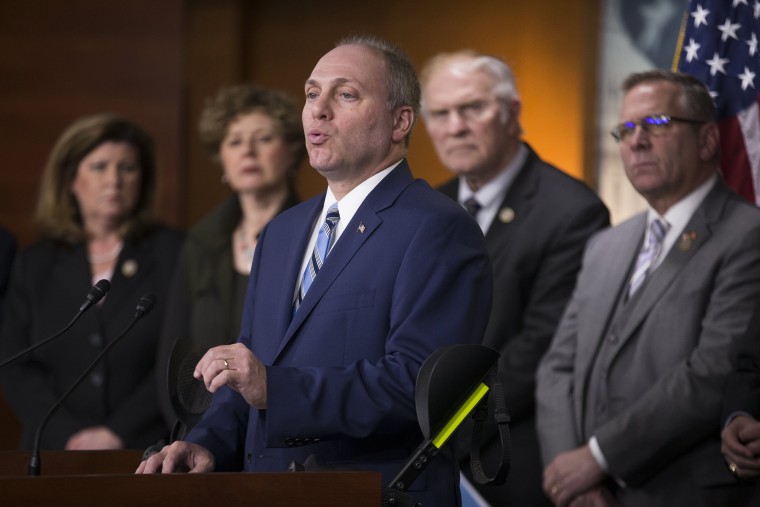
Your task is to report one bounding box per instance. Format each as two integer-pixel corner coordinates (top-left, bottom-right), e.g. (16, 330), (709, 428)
(678, 231), (697, 252)
(498, 207), (515, 224)
(357, 222), (366, 234)
(121, 259), (138, 277)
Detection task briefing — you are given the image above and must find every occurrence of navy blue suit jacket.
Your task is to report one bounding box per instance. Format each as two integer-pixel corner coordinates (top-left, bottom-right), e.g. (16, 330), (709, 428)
(187, 161), (492, 506)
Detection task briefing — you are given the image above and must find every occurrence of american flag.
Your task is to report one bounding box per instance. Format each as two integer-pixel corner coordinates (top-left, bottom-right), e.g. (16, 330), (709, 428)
(675, 0), (760, 205)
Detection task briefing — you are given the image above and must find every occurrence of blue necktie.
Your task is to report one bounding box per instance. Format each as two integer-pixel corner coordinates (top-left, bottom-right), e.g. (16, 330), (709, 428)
(628, 218), (668, 298)
(294, 203), (340, 310)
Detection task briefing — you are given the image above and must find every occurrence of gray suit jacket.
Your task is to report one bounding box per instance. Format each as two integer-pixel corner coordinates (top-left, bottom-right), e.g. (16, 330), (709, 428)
(536, 179), (760, 506)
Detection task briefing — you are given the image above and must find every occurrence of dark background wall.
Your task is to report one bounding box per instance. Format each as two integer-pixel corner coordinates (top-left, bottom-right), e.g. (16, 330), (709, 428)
(0, 0), (600, 449)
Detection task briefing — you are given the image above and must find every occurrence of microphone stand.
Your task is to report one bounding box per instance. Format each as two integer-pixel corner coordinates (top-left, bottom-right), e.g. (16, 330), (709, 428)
(28, 294), (154, 476)
(0, 280), (111, 369)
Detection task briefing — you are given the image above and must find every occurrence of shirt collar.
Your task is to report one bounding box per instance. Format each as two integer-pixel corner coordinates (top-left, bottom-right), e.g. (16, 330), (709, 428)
(646, 173), (717, 266)
(457, 143), (528, 233)
(323, 159), (401, 242)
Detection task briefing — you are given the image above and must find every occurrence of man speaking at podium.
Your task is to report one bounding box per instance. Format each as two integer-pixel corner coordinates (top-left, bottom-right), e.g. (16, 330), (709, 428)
(138, 35), (492, 506)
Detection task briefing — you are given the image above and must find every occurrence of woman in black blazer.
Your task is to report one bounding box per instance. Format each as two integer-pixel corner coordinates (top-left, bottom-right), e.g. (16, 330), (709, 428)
(0, 114), (183, 450)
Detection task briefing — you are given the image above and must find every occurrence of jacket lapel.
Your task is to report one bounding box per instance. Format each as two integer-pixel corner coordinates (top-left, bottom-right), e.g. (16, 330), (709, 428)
(484, 146), (538, 250)
(616, 183), (727, 344)
(275, 161), (414, 361)
(99, 237), (153, 324)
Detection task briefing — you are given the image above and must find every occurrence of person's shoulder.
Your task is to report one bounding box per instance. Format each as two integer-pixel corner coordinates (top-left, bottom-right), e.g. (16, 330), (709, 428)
(723, 190), (760, 223)
(692, 181), (760, 238)
(137, 224), (185, 251)
(530, 159), (606, 208)
(271, 194), (322, 224)
(585, 212), (641, 247)
(402, 178), (468, 217)
(190, 198), (240, 236)
(12, 238), (64, 276)
(18, 238), (58, 258)
(184, 198), (240, 253)
(435, 176), (458, 197)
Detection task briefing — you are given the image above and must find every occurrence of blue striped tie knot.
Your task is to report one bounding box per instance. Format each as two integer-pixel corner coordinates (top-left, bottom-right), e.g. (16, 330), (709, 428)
(295, 203), (340, 310)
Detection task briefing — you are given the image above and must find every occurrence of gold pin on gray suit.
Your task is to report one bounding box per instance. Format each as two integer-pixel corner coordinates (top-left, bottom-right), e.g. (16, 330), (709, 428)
(122, 259), (138, 277)
(678, 231), (696, 251)
(499, 207), (515, 224)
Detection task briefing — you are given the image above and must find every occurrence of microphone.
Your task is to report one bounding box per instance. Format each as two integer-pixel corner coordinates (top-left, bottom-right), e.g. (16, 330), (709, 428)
(0, 279), (111, 369)
(80, 279), (112, 312)
(28, 293), (156, 476)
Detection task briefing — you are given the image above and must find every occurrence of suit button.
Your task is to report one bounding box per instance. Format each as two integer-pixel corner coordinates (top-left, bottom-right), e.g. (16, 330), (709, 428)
(285, 438), (294, 447)
(89, 333), (103, 347)
(90, 372), (104, 387)
(608, 334), (617, 343)
(596, 403), (606, 414)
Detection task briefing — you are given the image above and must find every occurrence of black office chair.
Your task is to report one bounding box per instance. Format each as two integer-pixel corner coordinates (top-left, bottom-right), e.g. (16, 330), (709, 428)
(382, 343), (511, 506)
(166, 337), (213, 441)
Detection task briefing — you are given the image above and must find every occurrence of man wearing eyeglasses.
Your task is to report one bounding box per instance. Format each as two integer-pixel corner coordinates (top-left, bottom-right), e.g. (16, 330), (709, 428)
(536, 69), (760, 507)
(420, 50), (610, 506)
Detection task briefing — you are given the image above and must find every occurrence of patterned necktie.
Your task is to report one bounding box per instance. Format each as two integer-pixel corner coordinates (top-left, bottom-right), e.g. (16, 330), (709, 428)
(294, 203), (340, 310)
(463, 197), (482, 218)
(628, 218), (668, 298)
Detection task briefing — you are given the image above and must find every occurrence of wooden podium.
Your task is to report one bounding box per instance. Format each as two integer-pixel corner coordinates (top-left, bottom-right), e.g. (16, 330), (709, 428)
(0, 450), (380, 506)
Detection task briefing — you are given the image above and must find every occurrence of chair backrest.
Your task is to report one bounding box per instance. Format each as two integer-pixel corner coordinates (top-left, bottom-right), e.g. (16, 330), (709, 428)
(415, 344), (499, 439)
(166, 338), (213, 439)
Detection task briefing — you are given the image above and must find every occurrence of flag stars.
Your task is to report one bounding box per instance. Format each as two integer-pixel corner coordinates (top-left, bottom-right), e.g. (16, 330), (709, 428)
(733, 0), (749, 7)
(691, 4), (710, 27)
(684, 38), (701, 62)
(748, 32), (758, 56)
(718, 18), (742, 41)
(706, 51), (730, 75)
(755, 0), (760, 19)
(739, 67), (756, 90)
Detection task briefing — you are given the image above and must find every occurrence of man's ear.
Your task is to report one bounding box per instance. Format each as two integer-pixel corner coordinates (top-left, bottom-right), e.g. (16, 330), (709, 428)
(698, 122), (720, 162)
(392, 106), (415, 143)
(506, 99), (522, 137)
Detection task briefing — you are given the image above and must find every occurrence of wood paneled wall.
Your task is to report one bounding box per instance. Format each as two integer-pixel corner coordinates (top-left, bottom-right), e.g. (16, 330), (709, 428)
(0, 0), (599, 243)
(188, 0), (600, 224)
(0, 0), (184, 247)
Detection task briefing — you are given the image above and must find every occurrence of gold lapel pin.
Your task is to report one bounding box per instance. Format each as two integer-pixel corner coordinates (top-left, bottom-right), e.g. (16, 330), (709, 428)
(678, 231), (697, 252)
(121, 259), (138, 278)
(499, 207), (515, 224)
(357, 222), (366, 234)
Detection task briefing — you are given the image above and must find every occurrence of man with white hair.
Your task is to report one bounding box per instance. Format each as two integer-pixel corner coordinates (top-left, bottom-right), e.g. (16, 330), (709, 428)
(420, 50), (609, 506)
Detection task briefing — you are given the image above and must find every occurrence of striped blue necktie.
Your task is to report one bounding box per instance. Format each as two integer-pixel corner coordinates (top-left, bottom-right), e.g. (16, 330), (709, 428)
(294, 203), (340, 310)
(628, 218), (668, 298)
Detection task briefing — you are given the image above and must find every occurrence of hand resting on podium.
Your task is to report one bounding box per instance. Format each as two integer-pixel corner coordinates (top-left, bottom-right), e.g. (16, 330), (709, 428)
(136, 342), (265, 474)
(136, 440), (215, 473)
